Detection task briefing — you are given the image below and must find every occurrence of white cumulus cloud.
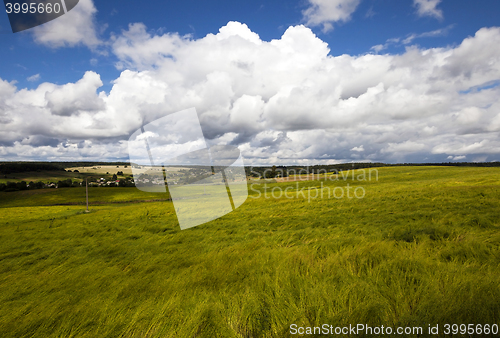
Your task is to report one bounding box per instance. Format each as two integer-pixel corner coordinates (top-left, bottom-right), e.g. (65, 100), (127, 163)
(1, 22), (500, 164)
(32, 0), (103, 49)
(302, 0), (361, 33)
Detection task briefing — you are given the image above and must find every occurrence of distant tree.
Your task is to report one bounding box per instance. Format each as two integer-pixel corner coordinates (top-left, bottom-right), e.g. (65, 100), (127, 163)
(112, 174), (118, 181)
(117, 171), (124, 176)
(57, 179), (73, 188)
(118, 179), (126, 187)
(264, 166), (277, 178)
(16, 181), (28, 191)
(73, 170), (79, 173)
(4, 182), (18, 192)
(15, 181), (24, 190)
(6, 182), (18, 191)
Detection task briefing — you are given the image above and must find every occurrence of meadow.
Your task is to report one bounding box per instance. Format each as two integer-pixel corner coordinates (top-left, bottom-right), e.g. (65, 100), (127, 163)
(0, 166), (499, 337)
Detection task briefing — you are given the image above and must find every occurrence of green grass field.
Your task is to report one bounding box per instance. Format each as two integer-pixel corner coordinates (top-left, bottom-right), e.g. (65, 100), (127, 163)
(0, 166), (499, 337)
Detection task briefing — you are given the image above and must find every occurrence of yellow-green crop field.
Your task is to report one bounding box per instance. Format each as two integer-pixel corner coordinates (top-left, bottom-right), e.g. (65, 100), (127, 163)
(0, 166), (499, 337)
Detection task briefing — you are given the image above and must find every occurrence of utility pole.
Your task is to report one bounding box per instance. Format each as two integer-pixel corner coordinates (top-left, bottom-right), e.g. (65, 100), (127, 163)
(86, 178), (89, 212)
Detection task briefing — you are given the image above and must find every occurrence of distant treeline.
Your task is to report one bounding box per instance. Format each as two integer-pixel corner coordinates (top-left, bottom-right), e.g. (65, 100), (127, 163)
(0, 178), (136, 192)
(53, 161), (130, 168)
(0, 162), (65, 174)
(0, 179), (77, 192)
(0, 161), (130, 174)
(246, 162), (500, 178)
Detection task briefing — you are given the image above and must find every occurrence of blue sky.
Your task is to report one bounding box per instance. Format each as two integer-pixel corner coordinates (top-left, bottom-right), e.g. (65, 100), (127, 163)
(0, 0), (500, 164)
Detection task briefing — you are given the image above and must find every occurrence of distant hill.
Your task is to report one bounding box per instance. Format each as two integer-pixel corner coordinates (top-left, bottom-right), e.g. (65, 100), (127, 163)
(246, 161), (500, 177)
(1, 160), (498, 177)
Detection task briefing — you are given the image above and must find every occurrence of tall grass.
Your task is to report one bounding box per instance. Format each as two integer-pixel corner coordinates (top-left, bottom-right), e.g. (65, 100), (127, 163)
(0, 166), (499, 337)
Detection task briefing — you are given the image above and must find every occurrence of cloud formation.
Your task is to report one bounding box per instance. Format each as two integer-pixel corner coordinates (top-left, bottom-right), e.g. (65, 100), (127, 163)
(1, 22), (500, 164)
(32, 0), (102, 49)
(27, 74), (40, 82)
(302, 0), (361, 33)
(371, 25), (454, 53)
(413, 0), (443, 20)
(402, 24), (454, 44)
